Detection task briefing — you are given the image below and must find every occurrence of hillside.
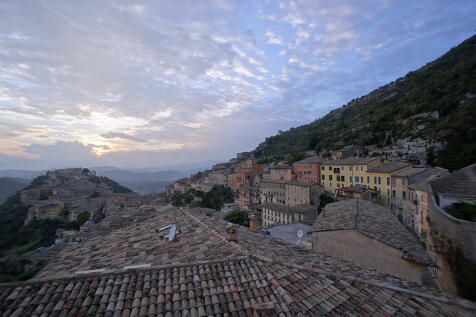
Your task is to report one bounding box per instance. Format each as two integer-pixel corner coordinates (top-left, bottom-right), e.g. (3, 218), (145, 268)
(0, 177), (29, 204)
(0, 168), (134, 282)
(254, 35), (476, 171)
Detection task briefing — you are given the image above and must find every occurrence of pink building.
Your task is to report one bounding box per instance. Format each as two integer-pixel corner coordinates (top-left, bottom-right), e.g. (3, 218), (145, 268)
(269, 165), (295, 181)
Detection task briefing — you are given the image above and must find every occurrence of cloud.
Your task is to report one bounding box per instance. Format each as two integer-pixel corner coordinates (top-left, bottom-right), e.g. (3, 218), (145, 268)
(0, 0), (474, 169)
(265, 30), (284, 45)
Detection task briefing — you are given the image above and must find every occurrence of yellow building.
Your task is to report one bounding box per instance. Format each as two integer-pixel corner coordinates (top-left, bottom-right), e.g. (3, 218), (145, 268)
(366, 162), (412, 206)
(320, 157), (382, 192)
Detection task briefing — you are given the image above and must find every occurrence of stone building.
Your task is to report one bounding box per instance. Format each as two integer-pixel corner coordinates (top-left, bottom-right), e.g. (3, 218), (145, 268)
(320, 157), (382, 191)
(309, 199), (433, 284)
(4, 207), (475, 316)
(268, 164), (295, 181)
(260, 202), (316, 228)
(235, 186), (259, 210)
(367, 161), (412, 206)
(259, 179), (321, 207)
(293, 156), (322, 184)
(391, 167), (448, 237)
(425, 163), (476, 298)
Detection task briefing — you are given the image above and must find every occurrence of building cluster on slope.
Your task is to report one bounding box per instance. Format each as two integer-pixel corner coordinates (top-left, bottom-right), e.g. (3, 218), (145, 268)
(1, 206), (475, 316)
(167, 148), (476, 300)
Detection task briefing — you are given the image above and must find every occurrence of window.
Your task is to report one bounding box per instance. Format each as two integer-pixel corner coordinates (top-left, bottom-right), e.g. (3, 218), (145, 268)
(378, 177), (381, 185)
(374, 177), (377, 184)
(342, 166), (344, 171)
(350, 166), (352, 171)
(322, 166), (325, 170)
(387, 177), (390, 185)
(403, 191), (406, 200)
(329, 175), (333, 181)
(355, 177), (358, 183)
(392, 190), (396, 197)
(337, 175), (340, 181)
(367, 176), (370, 183)
(322, 175), (325, 180)
(361, 176), (364, 183)
(329, 166), (332, 170)
(361, 166), (363, 171)
(337, 183), (340, 188)
(350, 176), (353, 183)
(341, 176), (345, 182)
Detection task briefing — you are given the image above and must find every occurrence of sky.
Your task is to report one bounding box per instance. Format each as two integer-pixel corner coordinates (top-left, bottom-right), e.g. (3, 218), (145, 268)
(0, 0), (475, 170)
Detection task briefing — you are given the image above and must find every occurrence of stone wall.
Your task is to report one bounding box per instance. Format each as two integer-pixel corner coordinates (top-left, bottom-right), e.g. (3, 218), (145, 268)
(427, 194), (476, 300)
(312, 229), (424, 284)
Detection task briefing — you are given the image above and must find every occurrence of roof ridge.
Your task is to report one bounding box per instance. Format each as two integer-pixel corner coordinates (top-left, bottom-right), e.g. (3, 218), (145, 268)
(249, 254), (476, 312)
(181, 208), (250, 256)
(0, 256), (253, 287)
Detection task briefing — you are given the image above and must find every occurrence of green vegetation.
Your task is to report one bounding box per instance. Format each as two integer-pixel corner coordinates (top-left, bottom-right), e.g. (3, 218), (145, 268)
(444, 203), (476, 222)
(318, 194), (336, 215)
(253, 35), (476, 171)
(287, 152), (309, 164)
(201, 185), (234, 210)
(0, 177), (29, 204)
(89, 175), (133, 193)
(0, 185), (92, 282)
(24, 175), (48, 190)
(171, 185), (234, 210)
(224, 210), (249, 226)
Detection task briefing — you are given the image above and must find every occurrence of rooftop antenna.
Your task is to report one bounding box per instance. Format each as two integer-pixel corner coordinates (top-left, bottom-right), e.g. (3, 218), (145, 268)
(169, 223), (177, 241)
(297, 229), (304, 243)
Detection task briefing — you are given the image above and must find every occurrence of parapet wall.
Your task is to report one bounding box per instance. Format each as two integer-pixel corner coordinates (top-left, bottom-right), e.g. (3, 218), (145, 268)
(427, 192), (476, 300)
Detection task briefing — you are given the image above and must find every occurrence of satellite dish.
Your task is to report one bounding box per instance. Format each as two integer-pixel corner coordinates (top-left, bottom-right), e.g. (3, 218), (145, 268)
(169, 223), (177, 241)
(297, 229), (303, 239)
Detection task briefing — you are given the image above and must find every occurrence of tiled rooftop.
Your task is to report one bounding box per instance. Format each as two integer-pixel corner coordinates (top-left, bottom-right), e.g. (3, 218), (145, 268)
(1, 206), (475, 316)
(430, 163), (476, 199)
(309, 200), (432, 265)
(321, 157), (380, 165)
(367, 161), (411, 173)
(1, 257), (475, 316)
(293, 157), (323, 164)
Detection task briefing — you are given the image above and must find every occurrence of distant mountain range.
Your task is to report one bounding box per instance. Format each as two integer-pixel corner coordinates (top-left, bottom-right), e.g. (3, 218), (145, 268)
(0, 177), (29, 204)
(0, 160), (218, 195)
(253, 35), (476, 171)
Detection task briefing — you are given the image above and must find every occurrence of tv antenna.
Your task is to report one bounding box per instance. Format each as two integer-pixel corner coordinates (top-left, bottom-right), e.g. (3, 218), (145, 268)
(169, 223), (177, 241)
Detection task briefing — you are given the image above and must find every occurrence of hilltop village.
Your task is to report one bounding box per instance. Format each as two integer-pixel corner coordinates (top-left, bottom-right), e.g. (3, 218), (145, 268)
(0, 151), (475, 316)
(168, 147), (476, 304)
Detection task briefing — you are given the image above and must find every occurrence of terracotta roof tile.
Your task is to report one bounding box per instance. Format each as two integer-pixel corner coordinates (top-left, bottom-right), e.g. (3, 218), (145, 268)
(2, 207), (475, 316)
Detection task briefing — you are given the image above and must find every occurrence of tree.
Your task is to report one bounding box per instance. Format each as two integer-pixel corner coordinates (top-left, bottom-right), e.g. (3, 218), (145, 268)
(318, 194), (335, 215)
(76, 211), (90, 226)
(224, 210), (249, 227)
(200, 185), (234, 210)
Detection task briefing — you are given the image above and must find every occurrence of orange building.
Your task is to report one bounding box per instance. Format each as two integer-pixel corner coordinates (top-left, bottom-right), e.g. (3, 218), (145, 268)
(293, 157), (322, 184)
(227, 171), (256, 191)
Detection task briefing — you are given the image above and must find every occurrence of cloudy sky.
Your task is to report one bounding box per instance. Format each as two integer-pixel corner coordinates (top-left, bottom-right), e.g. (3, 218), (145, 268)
(0, 0), (474, 169)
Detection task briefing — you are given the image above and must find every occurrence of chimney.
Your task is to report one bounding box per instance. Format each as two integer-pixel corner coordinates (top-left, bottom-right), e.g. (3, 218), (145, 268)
(226, 224), (239, 242)
(253, 302), (277, 317)
(249, 215), (261, 233)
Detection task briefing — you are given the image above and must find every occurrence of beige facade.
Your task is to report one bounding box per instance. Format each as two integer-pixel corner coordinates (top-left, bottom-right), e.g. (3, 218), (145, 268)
(261, 203), (304, 228)
(260, 179), (318, 207)
(259, 179), (286, 205)
(312, 230), (424, 284)
(285, 182), (314, 207)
